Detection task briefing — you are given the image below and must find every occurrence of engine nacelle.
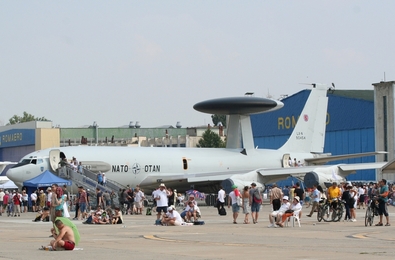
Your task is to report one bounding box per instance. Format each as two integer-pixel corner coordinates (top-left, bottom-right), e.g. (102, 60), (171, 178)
(304, 171), (346, 189)
(221, 178), (265, 194)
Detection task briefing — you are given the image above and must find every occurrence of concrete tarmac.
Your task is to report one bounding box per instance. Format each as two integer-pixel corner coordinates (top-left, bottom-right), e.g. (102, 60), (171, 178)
(0, 204), (394, 260)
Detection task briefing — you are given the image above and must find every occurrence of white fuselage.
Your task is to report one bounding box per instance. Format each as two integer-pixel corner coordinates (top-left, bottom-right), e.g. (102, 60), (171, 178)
(6, 146), (313, 191)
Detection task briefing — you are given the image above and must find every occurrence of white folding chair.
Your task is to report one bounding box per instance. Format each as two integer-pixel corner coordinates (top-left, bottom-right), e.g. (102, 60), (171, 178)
(285, 210), (301, 227)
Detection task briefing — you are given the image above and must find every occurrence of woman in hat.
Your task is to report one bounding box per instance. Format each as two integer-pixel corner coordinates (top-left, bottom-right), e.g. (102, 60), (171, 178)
(276, 196), (302, 227)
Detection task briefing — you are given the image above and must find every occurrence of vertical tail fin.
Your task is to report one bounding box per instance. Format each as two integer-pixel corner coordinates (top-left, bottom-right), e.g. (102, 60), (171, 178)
(279, 85), (328, 153)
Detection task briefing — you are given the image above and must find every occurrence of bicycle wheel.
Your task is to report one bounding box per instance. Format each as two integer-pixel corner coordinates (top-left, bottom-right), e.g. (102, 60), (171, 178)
(322, 204), (332, 222)
(334, 204), (344, 222)
(317, 206), (323, 222)
(365, 207), (373, 226)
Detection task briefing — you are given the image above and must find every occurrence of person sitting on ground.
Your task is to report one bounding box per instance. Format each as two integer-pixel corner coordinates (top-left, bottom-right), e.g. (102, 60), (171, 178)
(47, 219), (75, 251)
(33, 207), (50, 222)
(112, 207), (123, 224)
(184, 201), (200, 222)
(275, 196), (302, 228)
(161, 206), (184, 226)
(83, 206), (104, 224)
(267, 196), (290, 228)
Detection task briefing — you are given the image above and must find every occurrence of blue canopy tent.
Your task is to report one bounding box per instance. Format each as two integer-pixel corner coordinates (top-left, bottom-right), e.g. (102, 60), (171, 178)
(23, 170), (71, 210)
(23, 170), (71, 188)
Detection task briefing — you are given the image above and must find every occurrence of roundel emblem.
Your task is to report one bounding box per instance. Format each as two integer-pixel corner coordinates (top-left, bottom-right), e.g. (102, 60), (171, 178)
(303, 114), (309, 122)
(132, 163), (141, 174)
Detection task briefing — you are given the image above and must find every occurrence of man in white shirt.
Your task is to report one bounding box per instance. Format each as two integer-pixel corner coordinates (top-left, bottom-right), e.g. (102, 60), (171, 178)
(30, 191), (38, 212)
(216, 186), (225, 215)
(162, 206), (183, 226)
(268, 196), (290, 227)
(134, 186), (145, 215)
(152, 183), (170, 220)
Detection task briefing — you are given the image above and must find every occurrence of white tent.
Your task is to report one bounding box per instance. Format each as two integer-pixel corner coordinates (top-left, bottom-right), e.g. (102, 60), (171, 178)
(0, 180), (18, 190)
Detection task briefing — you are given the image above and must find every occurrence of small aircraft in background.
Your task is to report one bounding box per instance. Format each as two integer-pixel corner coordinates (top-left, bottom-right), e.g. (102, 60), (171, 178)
(6, 85), (386, 192)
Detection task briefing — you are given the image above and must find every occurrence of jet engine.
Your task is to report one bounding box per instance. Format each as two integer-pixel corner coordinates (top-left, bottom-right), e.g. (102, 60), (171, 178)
(221, 175), (265, 193)
(304, 171), (346, 189)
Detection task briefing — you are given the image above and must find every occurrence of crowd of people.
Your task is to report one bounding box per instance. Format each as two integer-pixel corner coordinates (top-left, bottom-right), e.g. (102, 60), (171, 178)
(216, 179), (393, 228)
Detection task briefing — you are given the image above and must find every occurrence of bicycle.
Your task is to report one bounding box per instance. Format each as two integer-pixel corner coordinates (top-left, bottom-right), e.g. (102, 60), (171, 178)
(316, 199), (327, 222)
(321, 198), (344, 222)
(365, 197), (379, 227)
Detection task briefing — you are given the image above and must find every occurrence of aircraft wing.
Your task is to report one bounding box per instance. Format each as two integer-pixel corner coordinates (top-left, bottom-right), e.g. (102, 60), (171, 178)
(305, 151), (387, 165)
(256, 162), (387, 184)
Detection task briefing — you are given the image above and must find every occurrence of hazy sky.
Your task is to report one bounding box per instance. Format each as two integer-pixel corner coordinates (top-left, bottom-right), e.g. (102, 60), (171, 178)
(1, 1), (394, 128)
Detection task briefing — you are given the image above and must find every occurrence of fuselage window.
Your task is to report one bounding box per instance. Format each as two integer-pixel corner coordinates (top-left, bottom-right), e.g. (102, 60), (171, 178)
(37, 159), (43, 164)
(183, 159), (188, 170)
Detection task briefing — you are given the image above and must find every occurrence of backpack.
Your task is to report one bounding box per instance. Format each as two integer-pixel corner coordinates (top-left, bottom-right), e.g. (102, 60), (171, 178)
(253, 189), (262, 203)
(146, 207), (152, 216)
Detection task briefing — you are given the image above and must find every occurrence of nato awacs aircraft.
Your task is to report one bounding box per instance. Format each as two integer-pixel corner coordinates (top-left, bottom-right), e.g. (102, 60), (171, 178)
(6, 85), (386, 192)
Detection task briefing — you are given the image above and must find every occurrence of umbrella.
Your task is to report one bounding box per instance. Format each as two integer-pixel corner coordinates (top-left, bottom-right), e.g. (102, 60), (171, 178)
(186, 190), (206, 200)
(54, 217), (81, 246)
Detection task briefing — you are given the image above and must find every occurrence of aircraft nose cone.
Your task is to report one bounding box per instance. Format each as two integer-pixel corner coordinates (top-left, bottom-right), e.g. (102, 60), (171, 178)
(6, 168), (22, 183)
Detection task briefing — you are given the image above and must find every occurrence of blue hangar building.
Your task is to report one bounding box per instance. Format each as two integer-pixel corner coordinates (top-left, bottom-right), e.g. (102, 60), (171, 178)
(250, 89), (375, 185)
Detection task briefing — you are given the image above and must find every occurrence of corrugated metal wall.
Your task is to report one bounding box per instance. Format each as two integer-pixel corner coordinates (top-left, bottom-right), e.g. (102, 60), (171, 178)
(251, 89), (376, 185)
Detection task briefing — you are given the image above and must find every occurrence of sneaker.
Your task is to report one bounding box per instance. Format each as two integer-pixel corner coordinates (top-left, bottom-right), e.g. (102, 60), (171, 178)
(306, 215), (311, 217)
(351, 219), (356, 222)
(267, 224), (274, 228)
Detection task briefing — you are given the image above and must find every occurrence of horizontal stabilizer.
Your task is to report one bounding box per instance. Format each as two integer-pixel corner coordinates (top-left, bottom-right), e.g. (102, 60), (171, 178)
(381, 158), (395, 174)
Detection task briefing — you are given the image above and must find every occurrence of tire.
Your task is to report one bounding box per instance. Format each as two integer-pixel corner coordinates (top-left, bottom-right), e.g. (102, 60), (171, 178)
(365, 207), (373, 227)
(322, 204), (332, 222)
(317, 206), (323, 222)
(334, 204), (344, 222)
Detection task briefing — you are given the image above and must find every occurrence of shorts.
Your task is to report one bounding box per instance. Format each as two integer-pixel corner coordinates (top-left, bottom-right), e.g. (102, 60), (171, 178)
(378, 200), (388, 217)
(156, 206), (167, 213)
(63, 241), (75, 250)
(31, 200), (37, 206)
(0, 201), (3, 207)
(134, 201), (142, 208)
(79, 202), (86, 213)
(231, 203), (240, 213)
(251, 202), (261, 212)
(22, 201), (28, 207)
(47, 201), (51, 207)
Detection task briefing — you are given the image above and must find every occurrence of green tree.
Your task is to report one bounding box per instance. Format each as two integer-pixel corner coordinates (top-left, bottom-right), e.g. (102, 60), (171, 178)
(197, 129), (226, 148)
(7, 111), (50, 125)
(211, 114), (226, 127)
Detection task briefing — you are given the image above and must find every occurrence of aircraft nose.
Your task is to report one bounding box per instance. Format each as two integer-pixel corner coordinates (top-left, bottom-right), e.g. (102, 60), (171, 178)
(6, 168), (23, 183)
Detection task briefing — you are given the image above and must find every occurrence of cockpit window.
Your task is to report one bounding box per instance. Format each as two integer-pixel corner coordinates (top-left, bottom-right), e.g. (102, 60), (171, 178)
(37, 159), (43, 164)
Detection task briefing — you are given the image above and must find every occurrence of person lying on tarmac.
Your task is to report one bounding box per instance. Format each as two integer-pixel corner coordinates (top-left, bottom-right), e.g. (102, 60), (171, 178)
(32, 207), (50, 222)
(48, 219), (75, 251)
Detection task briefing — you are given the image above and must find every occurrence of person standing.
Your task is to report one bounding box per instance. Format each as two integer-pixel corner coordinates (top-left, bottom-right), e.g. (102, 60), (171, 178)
(376, 179), (390, 226)
(270, 184), (283, 211)
(228, 185), (241, 224)
(0, 189), (5, 216)
(306, 185), (320, 217)
(152, 183), (170, 220)
(216, 186), (225, 215)
(293, 183), (305, 206)
(13, 190), (21, 217)
(249, 182), (262, 224)
(21, 190), (28, 213)
(242, 186), (251, 224)
(30, 190), (38, 212)
(97, 172), (103, 185)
